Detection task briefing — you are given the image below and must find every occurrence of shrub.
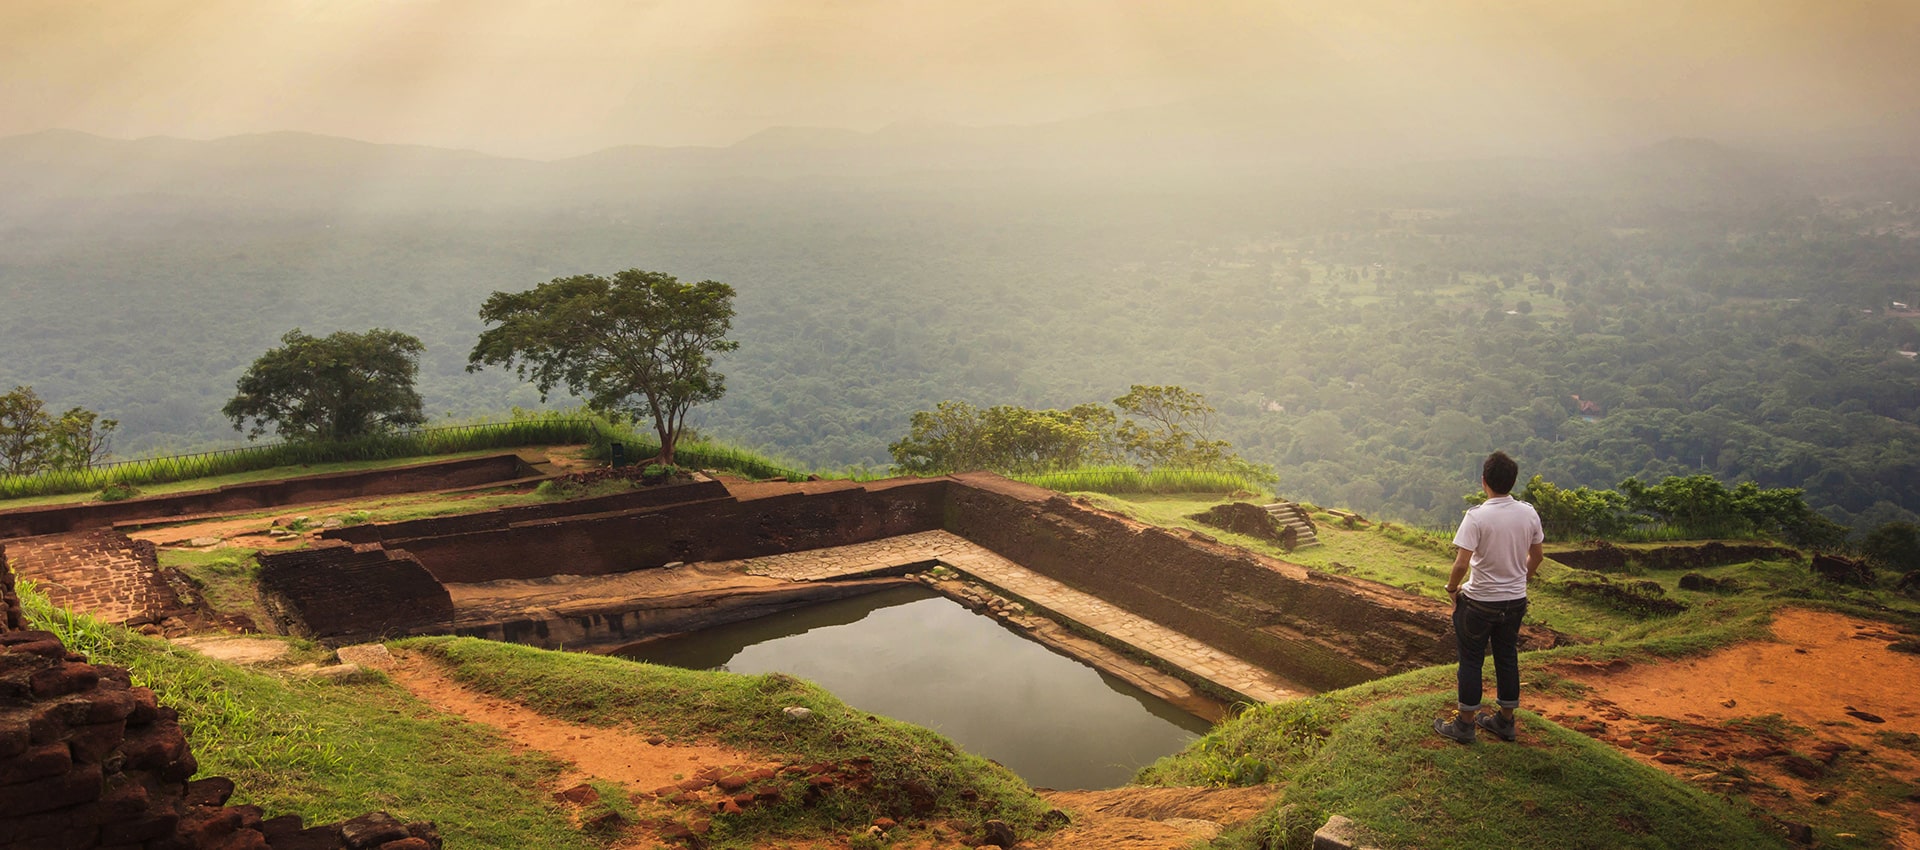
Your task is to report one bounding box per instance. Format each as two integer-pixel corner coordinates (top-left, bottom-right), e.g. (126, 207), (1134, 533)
(95, 481), (141, 501)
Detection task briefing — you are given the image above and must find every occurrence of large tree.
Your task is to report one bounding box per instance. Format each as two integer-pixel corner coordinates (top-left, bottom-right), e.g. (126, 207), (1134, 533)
(223, 328), (427, 441)
(468, 269), (738, 466)
(0, 386), (51, 475)
(1112, 384), (1232, 469)
(46, 407), (117, 471)
(0, 386), (118, 475)
(889, 401), (1116, 475)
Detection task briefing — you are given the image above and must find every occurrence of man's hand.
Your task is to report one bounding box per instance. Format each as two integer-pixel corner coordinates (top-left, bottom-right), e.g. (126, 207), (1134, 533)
(1447, 546), (1473, 600)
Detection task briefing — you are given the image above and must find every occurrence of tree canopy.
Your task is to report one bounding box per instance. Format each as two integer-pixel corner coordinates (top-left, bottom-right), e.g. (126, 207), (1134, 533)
(467, 269), (738, 466)
(0, 385), (117, 475)
(222, 328), (427, 441)
(888, 385), (1268, 479)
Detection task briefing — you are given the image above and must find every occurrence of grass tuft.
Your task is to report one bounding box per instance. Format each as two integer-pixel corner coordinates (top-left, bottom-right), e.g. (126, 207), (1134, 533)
(1012, 465), (1266, 496)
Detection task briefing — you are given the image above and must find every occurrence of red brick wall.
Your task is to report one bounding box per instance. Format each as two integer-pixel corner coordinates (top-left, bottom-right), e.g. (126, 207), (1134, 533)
(255, 546), (455, 642)
(395, 480), (949, 584)
(321, 478), (731, 546)
(940, 478), (1456, 691)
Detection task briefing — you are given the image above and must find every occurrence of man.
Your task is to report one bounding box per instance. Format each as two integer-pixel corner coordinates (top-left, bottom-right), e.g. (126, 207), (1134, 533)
(1433, 451), (1544, 744)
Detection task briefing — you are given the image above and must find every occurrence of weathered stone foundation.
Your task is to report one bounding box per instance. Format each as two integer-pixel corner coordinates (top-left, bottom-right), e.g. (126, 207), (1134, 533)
(261, 472), (1505, 694)
(0, 453), (535, 540)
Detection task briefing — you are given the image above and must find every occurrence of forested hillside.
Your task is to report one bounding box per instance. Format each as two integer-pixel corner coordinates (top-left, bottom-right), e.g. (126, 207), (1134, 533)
(2, 130), (1916, 530)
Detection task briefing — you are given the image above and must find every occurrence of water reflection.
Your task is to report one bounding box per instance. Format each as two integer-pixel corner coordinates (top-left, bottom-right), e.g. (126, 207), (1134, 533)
(616, 585), (1211, 789)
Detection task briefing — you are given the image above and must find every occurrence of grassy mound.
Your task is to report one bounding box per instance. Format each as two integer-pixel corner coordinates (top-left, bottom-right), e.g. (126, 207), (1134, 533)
(1144, 687), (1789, 850)
(401, 636), (1054, 846)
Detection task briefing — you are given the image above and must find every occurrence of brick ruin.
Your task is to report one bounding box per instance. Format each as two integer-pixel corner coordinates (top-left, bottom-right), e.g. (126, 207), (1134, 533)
(0, 543), (443, 850)
(260, 473), (1505, 693)
(1547, 540), (1796, 574)
(0, 454), (535, 540)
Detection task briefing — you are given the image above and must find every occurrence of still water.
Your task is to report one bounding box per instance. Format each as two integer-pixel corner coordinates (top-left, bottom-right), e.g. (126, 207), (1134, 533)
(617, 585), (1211, 789)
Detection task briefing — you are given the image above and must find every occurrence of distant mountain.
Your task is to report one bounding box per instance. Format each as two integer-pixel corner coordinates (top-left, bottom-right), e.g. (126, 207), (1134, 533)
(2, 119), (1915, 220)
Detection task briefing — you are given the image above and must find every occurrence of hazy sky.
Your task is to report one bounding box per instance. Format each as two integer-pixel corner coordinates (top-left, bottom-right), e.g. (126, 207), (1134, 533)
(4, 0), (1917, 159)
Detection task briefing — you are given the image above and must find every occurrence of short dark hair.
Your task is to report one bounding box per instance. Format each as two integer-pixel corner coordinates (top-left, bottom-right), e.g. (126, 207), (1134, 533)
(1482, 451), (1519, 495)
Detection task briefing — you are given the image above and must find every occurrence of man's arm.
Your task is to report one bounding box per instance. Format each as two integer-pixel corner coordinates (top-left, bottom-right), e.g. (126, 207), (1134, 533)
(1526, 542), (1544, 583)
(1446, 547), (1472, 598)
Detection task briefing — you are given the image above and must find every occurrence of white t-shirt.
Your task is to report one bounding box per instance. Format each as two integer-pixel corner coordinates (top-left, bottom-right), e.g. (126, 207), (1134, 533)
(1453, 495), (1544, 602)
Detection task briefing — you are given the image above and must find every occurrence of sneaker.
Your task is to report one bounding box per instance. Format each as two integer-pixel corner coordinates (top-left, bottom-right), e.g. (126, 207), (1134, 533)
(1432, 714), (1476, 744)
(1476, 711), (1517, 742)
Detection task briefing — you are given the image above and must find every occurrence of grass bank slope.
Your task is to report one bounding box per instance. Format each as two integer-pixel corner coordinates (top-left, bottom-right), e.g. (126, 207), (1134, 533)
(24, 579), (1053, 848)
(400, 636), (1054, 846)
(1144, 676), (1791, 850)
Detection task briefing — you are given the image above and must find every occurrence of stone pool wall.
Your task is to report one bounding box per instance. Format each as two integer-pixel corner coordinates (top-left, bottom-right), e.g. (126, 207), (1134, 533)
(374, 478), (948, 584)
(257, 472), (1472, 695)
(941, 474), (1452, 691)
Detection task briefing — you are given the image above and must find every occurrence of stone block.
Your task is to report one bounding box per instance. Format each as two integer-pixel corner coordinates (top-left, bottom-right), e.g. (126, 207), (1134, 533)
(67, 719), (128, 764)
(127, 687), (160, 726)
(0, 716), (30, 758)
(94, 775), (150, 820)
(0, 741), (70, 785)
(0, 762), (104, 818)
(186, 776), (237, 807)
(96, 811), (180, 845)
(339, 811), (412, 848)
(1313, 814), (1380, 850)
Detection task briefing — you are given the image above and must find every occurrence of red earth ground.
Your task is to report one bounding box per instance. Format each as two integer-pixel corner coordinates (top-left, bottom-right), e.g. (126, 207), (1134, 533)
(1532, 608), (1920, 848)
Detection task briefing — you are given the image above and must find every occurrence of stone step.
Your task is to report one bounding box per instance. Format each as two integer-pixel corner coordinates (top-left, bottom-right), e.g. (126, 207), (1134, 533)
(1261, 502), (1323, 549)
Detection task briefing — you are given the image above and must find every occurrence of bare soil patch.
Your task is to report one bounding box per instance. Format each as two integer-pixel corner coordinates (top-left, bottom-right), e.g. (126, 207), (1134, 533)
(388, 650), (774, 794)
(1536, 608), (1920, 846)
(1037, 787), (1280, 848)
(170, 636), (292, 665)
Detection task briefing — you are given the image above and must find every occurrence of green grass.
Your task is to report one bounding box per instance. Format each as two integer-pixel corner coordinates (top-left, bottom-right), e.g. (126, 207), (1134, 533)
(1284, 694), (1786, 849)
(0, 414), (596, 502)
(161, 548), (270, 627)
(19, 584), (598, 850)
(399, 636), (1054, 848)
(1012, 466), (1267, 496)
(0, 448), (535, 509)
(1146, 677), (1789, 850)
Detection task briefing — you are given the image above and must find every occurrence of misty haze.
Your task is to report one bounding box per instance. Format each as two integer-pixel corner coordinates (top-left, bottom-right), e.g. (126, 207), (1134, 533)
(3, 3), (1920, 849)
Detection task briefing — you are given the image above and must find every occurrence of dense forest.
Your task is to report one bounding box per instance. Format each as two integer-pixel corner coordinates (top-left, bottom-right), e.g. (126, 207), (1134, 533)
(1, 131), (1916, 531)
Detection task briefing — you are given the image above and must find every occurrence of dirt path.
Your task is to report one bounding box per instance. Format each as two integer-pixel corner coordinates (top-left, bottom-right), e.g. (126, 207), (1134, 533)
(1038, 787), (1280, 848)
(388, 652), (774, 795)
(385, 650), (1275, 849)
(1535, 608), (1920, 847)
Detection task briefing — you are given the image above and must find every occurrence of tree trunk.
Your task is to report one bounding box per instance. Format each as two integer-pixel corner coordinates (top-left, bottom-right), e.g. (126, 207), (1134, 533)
(655, 420), (676, 467)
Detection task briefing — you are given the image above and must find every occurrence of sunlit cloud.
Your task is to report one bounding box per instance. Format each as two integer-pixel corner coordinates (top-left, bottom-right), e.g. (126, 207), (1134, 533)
(1, 0), (1914, 158)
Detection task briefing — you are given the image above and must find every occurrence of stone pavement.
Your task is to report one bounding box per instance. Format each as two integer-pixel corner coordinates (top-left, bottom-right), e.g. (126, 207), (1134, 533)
(3, 529), (186, 625)
(739, 530), (1306, 704)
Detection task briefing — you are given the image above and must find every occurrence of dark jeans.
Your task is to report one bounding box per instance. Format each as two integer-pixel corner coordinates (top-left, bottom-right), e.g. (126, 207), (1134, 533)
(1453, 594), (1528, 710)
